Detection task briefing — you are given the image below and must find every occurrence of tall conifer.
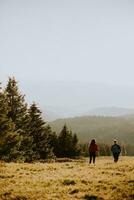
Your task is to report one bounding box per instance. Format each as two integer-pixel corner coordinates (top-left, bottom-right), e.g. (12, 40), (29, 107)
(4, 77), (28, 131)
(4, 77), (33, 161)
(0, 84), (20, 161)
(57, 125), (80, 158)
(28, 103), (52, 159)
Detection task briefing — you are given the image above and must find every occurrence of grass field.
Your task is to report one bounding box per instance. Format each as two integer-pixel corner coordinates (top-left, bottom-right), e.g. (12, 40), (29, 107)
(0, 157), (134, 200)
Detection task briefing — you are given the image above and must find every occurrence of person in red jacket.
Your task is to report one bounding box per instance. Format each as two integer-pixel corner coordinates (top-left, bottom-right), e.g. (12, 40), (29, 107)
(88, 139), (99, 164)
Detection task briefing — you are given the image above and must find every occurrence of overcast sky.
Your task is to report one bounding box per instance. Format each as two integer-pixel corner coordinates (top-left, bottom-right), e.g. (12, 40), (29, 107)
(1, 0), (134, 85)
(1, 0), (134, 117)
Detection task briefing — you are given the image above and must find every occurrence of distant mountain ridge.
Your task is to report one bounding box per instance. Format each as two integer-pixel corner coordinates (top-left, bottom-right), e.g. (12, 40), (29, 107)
(22, 81), (134, 119)
(85, 107), (134, 117)
(44, 106), (134, 121)
(49, 114), (134, 145)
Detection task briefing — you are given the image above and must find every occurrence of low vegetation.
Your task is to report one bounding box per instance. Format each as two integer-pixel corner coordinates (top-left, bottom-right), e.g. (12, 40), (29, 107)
(0, 157), (134, 200)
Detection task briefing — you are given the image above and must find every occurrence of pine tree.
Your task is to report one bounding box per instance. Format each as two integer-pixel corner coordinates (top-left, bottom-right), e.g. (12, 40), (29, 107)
(71, 133), (81, 157)
(56, 125), (80, 158)
(28, 103), (52, 160)
(57, 124), (69, 157)
(4, 77), (33, 161)
(48, 131), (58, 157)
(0, 84), (20, 161)
(4, 77), (28, 131)
(4, 77), (57, 161)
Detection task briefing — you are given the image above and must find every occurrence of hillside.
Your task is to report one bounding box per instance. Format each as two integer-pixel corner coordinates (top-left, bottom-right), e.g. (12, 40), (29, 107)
(50, 116), (134, 144)
(85, 107), (134, 117)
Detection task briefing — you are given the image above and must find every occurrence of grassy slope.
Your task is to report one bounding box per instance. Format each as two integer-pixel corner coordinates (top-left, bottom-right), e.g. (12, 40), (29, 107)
(50, 116), (134, 144)
(0, 157), (134, 200)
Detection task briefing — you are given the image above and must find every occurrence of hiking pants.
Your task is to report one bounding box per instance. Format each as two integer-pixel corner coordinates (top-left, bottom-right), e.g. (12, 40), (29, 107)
(89, 152), (96, 164)
(113, 153), (119, 162)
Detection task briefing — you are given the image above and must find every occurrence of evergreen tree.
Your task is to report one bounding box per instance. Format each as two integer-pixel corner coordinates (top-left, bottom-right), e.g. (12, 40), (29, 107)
(57, 124), (69, 157)
(28, 103), (52, 160)
(0, 85), (20, 161)
(46, 127), (58, 158)
(4, 77), (33, 161)
(4, 77), (28, 131)
(56, 124), (80, 158)
(71, 133), (81, 157)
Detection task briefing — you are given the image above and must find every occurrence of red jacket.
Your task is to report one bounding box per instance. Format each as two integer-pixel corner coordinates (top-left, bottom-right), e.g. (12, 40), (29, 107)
(89, 144), (99, 153)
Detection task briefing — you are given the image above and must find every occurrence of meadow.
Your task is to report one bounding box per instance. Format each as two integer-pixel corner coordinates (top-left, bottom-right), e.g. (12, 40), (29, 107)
(0, 157), (134, 200)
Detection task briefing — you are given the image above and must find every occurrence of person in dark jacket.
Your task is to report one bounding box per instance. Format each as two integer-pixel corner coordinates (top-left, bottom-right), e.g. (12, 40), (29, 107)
(111, 139), (121, 162)
(88, 139), (99, 164)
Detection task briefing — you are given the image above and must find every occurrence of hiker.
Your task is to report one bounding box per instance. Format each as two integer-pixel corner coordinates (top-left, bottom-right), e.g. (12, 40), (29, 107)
(111, 139), (121, 162)
(88, 139), (99, 164)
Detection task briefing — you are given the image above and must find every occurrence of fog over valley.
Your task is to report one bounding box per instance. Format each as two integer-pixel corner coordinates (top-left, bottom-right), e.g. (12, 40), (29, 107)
(16, 81), (134, 120)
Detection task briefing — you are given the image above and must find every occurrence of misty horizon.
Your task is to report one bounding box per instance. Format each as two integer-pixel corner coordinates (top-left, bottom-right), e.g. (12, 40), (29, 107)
(1, 1), (134, 118)
(4, 79), (134, 119)
(2, 78), (134, 119)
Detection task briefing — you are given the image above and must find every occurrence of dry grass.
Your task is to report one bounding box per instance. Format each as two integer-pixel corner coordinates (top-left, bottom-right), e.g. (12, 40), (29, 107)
(0, 157), (134, 200)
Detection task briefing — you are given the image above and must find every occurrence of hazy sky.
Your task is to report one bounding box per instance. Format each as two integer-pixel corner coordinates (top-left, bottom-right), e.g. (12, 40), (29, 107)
(0, 0), (134, 85)
(1, 0), (134, 117)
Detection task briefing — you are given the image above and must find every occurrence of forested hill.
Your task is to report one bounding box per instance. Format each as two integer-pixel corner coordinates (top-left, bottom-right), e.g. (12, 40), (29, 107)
(50, 116), (134, 144)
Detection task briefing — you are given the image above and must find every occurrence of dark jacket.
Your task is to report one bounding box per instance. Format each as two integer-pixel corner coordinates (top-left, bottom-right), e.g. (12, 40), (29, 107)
(111, 144), (121, 154)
